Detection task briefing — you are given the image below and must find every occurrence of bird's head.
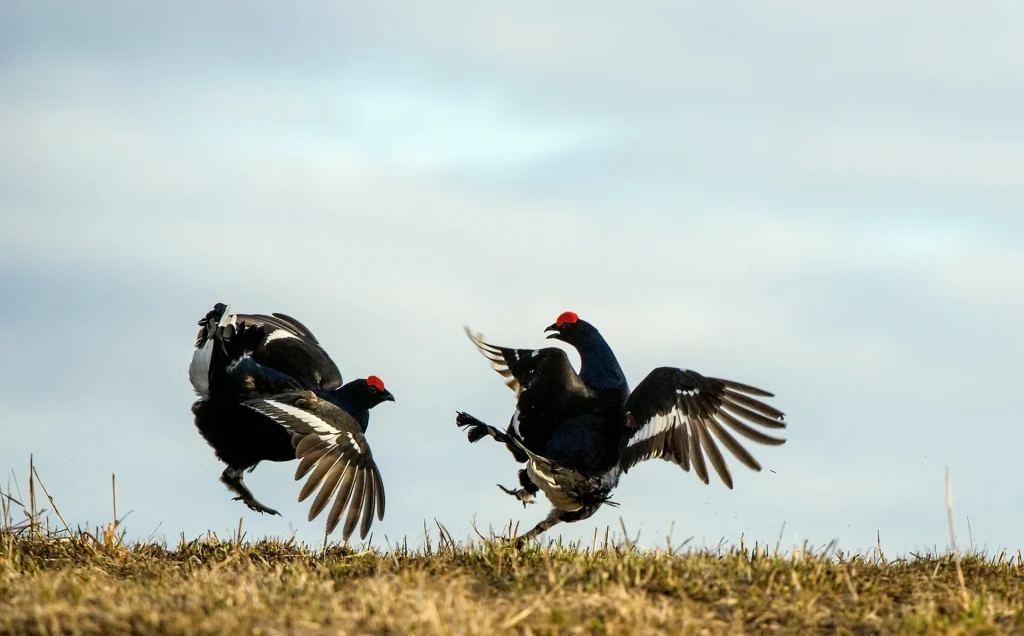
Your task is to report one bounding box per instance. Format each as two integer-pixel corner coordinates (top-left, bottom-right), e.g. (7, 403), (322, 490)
(351, 375), (396, 408)
(544, 310), (594, 345)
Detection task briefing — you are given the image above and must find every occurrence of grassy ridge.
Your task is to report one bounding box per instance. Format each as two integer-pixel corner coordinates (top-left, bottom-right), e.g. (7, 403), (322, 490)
(2, 527), (1022, 635)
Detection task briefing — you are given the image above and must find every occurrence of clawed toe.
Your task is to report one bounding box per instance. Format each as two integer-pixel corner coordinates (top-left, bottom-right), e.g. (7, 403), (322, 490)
(253, 503), (281, 516)
(232, 495), (281, 516)
(496, 484), (535, 507)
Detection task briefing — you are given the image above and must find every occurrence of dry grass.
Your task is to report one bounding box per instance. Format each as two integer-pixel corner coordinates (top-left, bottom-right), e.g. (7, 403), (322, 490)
(2, 458), (1023, 635)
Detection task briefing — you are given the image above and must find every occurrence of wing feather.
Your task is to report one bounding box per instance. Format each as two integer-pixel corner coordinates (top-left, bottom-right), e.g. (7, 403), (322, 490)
(720, 398), (786, 429)
(294, 443), (332, 480)
(694, 417), (730, 488)
(295, 433), (329, 457)
(243, 392), (386, 541)
(715, 378), (775, 397)
(325, 463), (357, 532)
(705, 417), (762, 471)
(621, 366), (786, 487)
(372, 467), (386, 521)
(715, 410), (786, 446)
(308, 455), (346, 519)
(343, 466), (367, 540)
(464, 325), (592, 452)
(298, 450), (340, 502)
(359, 469), (376, 539)
(721, 390), (786, 421)
(688, 418), (709, 484)
(464, 327), (524, 392)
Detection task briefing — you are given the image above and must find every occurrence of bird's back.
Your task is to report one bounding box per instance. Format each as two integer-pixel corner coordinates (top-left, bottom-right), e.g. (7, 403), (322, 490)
(190, 304), (343, 402)
(231, 312), (342, 392)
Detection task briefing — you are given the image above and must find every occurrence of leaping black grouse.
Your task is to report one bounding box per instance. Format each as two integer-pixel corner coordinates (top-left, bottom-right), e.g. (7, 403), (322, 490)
(188, 303), (393, 541)
(457, 311), (786, 545)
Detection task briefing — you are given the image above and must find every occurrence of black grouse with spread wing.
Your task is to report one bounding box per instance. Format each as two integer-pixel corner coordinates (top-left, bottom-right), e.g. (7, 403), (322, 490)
(457, 311), (786, 545)
(188, 303), (392, 541)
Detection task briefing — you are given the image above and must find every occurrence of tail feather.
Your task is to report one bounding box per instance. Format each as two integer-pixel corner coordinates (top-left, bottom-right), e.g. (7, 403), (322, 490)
(216, 320), (266, 363)
(188, 344), (213, 398)
(193, 303), (235, 348)
(188, 302), (238, 398)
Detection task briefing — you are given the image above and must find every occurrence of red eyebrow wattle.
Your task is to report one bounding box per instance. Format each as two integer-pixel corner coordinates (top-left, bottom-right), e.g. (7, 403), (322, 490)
(555, 311), (579, 327)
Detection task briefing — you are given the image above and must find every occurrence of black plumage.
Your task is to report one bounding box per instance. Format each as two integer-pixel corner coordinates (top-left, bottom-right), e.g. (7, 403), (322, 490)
(458, 311), (786, 545)
(188, 303), (393, 541)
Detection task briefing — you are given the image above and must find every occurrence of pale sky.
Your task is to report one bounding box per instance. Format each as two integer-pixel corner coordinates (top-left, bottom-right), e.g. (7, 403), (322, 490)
(2, 1), (1022, 555)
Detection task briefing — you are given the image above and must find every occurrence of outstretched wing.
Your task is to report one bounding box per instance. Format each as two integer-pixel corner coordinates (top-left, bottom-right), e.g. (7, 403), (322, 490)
(243, 391), (385, 541)
(620, 367), (786, 489)
(464, 326), (591, 448)
(464, 327), (577, 391)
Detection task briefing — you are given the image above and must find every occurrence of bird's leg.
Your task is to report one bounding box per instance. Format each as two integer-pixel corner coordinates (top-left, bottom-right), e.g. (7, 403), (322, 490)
(513, 503), (604, 548)
(456, 411), (530, 463)
(513, 508), (566, 547)
(456, 412), (513, 444)
(220, 467), (280, 516)
(497, 468), (538, 507)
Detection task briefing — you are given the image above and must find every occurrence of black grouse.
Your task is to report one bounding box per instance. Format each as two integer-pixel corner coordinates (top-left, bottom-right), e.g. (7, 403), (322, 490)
(188, 303), (393, 541)
(457, 311), (786, 545)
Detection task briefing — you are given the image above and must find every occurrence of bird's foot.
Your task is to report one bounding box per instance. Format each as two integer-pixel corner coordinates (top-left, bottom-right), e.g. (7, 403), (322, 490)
(497, 484), (535, 507)
(456, 412), (508, 444)
(494, 534), (530, 550)
(232, 495), (281, 516)
(221, 467), (281, 516)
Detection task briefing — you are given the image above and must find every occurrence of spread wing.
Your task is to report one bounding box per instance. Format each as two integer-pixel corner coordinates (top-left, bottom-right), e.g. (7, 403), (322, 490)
(620, 367), (786, 489)
(243, 391), (385, 541)
(464, 326), (591, 449)
(464, 326), (569, 394)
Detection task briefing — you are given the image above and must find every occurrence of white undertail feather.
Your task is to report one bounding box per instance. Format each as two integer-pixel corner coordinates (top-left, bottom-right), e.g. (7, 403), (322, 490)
(527, 460), (582, 512)
(188, 341), (214, 398)
(188, 304), (236, 399)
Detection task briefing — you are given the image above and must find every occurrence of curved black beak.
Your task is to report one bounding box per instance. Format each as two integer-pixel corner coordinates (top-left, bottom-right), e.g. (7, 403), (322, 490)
(381, 390), (395, 402)
(544, 323), (561, 339)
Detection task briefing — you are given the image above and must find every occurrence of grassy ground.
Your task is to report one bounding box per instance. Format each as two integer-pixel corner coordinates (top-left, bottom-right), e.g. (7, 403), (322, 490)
(3, 529), (1024, 634)
(2, 463), (1023, 634)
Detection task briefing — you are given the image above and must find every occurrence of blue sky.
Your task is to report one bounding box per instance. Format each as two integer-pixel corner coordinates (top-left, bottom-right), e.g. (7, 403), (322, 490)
(2, 1), (1022, 555)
